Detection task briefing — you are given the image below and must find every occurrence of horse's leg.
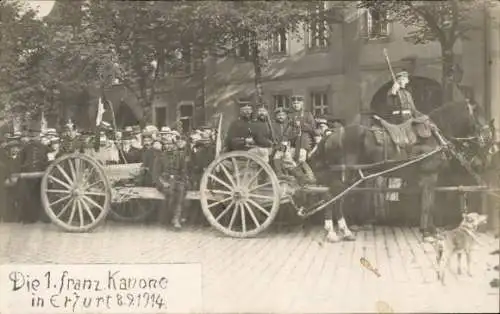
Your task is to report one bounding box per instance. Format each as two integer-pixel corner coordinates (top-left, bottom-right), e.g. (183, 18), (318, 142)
(419, 172), (438, 240)
(336, 197), (356, 241)
(324, 201), (340, 243)
(373, 176), (387, 224)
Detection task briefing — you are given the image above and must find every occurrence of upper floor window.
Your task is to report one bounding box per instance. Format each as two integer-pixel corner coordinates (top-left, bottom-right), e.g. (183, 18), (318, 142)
(273, 94), (290, 111)
(235, 31), (256, 61)
(172, 45), (193, 75)
(178, 102), (194, 133)
(270, 29), (288, 55)
(307, 2), (330, 50)
(310, 91), (329, 116)
(361, 8), (390, 40)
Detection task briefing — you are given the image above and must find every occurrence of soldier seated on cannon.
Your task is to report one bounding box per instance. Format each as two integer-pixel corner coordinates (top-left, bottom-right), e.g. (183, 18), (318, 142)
(225, 103), (270, 163)
(287, 95), (317, 185)
(153, 130), (189, 229)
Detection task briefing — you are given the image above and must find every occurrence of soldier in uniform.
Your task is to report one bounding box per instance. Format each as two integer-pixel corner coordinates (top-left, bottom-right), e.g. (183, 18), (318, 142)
(19, 128), (50, 223)
(250, 106), (274, 163)
(271, 107), (295, 179)
(153, 132), (189, 229)
(225, 103), (255, 151)
(140, 129), (155, 186)
(1, 136), (23, 221)
(59, 121), (83, 156)
(385, 71), (425, 124)
(288, 95), (317, 185)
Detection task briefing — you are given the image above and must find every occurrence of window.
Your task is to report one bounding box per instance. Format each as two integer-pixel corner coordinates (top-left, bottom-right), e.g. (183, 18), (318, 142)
(273, 94), (290, 110)
(172, 45), (193, 75)
(155, 107), (167, 128)
(270, 29), (287, 55)
(307, 2), (330, 50)
(361, 9), (390, 40)
(238, 98), (252, 108)
(310, 92), (329, 116)
(178, 102), (194, 133)
(235, 31), (256, 61)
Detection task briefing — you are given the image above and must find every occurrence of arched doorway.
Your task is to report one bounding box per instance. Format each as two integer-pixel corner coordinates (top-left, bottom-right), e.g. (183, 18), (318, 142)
(115, 101), (138, 128)
(370, 76), (442, 115)
(368, 76), (443, 226)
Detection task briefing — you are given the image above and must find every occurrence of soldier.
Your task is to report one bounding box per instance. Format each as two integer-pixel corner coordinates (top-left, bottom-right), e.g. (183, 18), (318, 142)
(271, 107), (296, 180)
(191, 125), (216, 185)
(59, 121), (82, 155)
(288, 95), (317, 185)
(153, 132), (189, 229)
(140, 129), (155, 186)
(1, 136), (23, 221)
(385, 71), (425, 124)
(19, 128), (50, 223)
(250, 106), (274, 163)
(225, 103), (255, 151)
(47, 136), (60, 161)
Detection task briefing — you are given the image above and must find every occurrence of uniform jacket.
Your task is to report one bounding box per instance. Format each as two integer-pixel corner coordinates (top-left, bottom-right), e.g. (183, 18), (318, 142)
(385, 88), (424, 124)
(152, 148), (188, 189)
(272, 119), (294, 143)
(251, 119), (273, 148)
(20, 141), (49, 172)
(126, 147), (142, 163)
(225, 118), (254, 151)
(59, 136), (84, 156)
(287, 110), (316, 150)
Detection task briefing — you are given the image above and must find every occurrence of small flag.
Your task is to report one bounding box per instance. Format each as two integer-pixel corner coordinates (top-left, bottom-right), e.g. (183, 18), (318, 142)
(96, 97), (105, 126)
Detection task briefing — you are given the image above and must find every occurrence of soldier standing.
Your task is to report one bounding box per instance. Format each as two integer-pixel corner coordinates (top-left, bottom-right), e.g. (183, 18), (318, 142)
(250, 106), (274, 163)
(288, 95), (317, 185)
(153, 132), (189, 229)
(271, 107), (295, 179)
(59, 121), (83, 156)
(140, 130), (155, 187)
(19, 129), (50, 223)
(1, 136), (23, 221)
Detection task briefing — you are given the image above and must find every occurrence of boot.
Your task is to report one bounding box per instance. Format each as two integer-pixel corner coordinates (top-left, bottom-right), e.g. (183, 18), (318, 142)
(324, 219), (340, 242)
(288, 166), (308, 186)
(171, 204), (182, 230)
(299, 162), (316, 185)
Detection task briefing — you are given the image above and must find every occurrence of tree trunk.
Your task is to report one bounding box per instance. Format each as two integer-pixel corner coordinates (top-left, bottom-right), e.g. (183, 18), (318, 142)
(441, 47), (455, 103)
(141, 101), (153, 128)
(251, 41), (263, 108)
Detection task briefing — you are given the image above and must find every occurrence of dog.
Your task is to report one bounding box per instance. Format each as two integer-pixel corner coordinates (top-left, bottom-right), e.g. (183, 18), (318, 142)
(432, 212), (487, 285)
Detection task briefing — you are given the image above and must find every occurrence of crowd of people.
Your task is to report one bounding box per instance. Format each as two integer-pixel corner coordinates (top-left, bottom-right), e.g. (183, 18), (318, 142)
(0, 95), (342, 229)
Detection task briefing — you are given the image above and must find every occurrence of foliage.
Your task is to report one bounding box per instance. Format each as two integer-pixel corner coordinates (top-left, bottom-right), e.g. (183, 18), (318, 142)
(358, 0), (496, 101)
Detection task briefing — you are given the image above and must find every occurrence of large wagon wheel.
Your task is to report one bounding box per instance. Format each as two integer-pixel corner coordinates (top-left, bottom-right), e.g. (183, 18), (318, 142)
(41, 153), (112, 232)
(200, 151), (281, 238)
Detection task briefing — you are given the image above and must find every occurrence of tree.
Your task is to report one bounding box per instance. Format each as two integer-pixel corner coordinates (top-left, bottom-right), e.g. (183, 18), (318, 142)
(84, 0), (194, 125)
(358, 0), (494, 102)
(179, 1), (316, 107)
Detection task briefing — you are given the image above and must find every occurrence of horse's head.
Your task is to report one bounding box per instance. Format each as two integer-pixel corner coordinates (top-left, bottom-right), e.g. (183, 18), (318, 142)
(465, 100), (494, 148)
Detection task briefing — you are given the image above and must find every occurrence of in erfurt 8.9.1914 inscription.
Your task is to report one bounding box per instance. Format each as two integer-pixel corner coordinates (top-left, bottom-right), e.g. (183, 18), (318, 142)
(0, 264), (202, 314)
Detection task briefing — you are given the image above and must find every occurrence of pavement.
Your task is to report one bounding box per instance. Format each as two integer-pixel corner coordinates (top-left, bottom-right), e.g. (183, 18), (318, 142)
(0, 221), (499, 313)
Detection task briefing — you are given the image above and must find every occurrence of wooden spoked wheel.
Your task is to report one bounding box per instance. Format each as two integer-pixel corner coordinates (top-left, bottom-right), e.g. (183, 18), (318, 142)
(41, 153), (111, 232)
(110, 199), (156, 222)
(200, 151), (281, 238)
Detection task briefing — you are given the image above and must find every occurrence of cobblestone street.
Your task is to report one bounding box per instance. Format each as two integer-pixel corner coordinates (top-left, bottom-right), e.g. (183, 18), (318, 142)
(0, 221), (499, 313)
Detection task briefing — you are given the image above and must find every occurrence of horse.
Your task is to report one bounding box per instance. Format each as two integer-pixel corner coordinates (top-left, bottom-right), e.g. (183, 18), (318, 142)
(311, 100), (492, 242)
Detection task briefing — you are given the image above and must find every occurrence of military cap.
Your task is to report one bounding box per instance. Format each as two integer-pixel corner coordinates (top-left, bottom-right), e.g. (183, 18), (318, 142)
(315, 117), (328, 125)
(45, 128), (57, 137)
(131, 125), (141, 134)
(159, 126), (171, 134)
(274, 107), (287, 114)
(395, 71), (409, 79)
(64, 120), (74, 130)
(50, 136), (60, 143)
(239, 102), (252, 109)
(291, 95), (305, 103)
(5, 139), (21, 149)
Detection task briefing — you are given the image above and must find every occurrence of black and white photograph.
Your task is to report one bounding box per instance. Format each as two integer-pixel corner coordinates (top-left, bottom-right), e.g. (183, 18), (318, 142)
(0, 0), (499, 313)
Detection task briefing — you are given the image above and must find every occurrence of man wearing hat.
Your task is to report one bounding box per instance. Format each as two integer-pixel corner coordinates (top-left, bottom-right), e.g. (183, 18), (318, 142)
(1, 137), (23, 221)
(386, 70), (425, 124)
(271, 107), (298, 179)
(250, 106), (275, 163)
(139, 129), (155, 186)
(19, 128), (50, 223)
(287, 95), (317, 185)
(60, 121), (83, 155)
(153, 130), (189, 229)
